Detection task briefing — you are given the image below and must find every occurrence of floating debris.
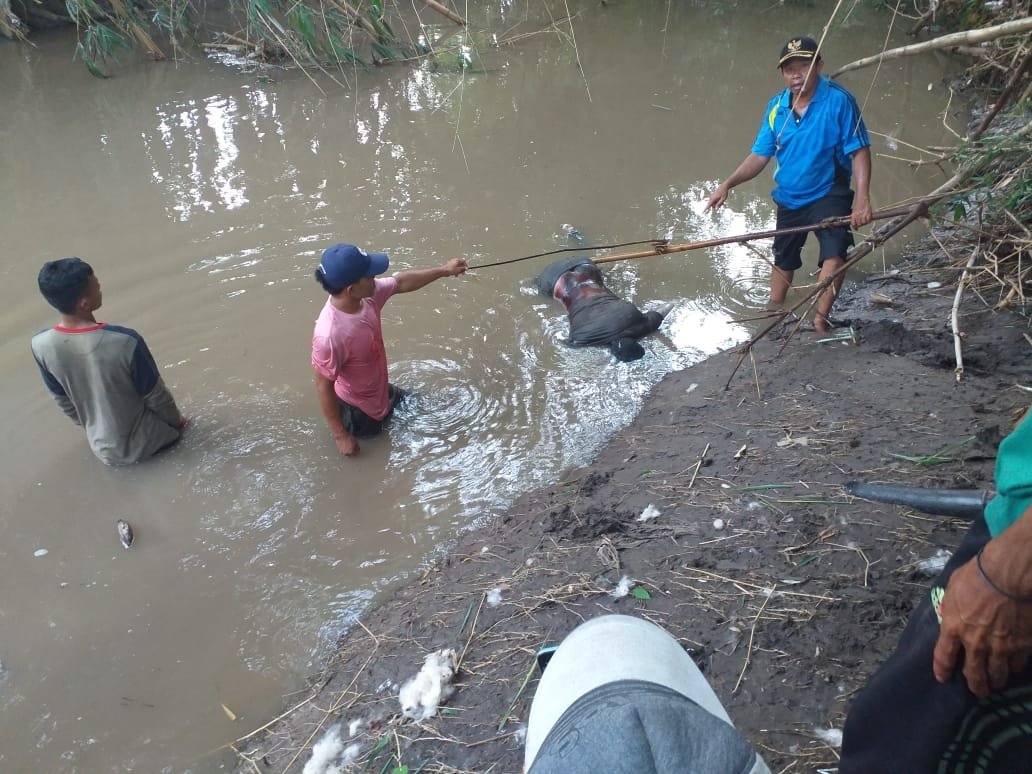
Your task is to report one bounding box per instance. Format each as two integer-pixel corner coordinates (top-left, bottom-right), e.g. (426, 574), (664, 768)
(399, 648), (458, 721)
(486, 587), (503, 607)
(116, 520), (134, 549)
(33, 548), (48, 558)
(713, 518), (726, 531)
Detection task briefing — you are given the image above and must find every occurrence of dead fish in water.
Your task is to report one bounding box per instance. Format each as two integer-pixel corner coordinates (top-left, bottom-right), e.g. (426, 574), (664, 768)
(116, 520), (134, 549)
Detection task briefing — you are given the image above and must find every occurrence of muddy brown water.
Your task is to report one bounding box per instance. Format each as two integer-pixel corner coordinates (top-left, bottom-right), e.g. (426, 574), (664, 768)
(0, 3), (963, 770)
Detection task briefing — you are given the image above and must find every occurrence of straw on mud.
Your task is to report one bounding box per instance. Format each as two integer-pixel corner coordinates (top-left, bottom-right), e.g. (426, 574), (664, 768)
(497, 649), (541, 732)
(733, 583), (776, 695)
(827, 542), (875, 587)
(273, 619), (383, 773)
(458, 594), (486, 670)
(687, 442), (710, 489)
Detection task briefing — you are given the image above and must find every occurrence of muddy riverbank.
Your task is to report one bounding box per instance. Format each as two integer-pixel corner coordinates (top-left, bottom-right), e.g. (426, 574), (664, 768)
(234, 230), (1030, 773)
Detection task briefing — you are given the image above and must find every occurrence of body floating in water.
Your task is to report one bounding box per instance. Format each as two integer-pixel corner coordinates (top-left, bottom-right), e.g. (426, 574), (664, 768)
(533, 230), (672, 362)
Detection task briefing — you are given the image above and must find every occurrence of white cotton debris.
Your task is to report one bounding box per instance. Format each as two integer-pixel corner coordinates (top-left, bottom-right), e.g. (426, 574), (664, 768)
(347, 717), (366, 737)
(610, 575), (634, 598)
(927, 281), (942, 289)
(918, 549), (952, 576)
(713, 518), (726, 530)
(637, 503), (661, 522)
(302, 724), (344, 774)
(486, 587), (503, 607)
(33, 548), (48, 558)
(399, 648), (458, 721)
(480, 546), (489, 554)
(686, 383), (699, 394)
(340, 743), (362, 766)
(814, 727), (843, 748)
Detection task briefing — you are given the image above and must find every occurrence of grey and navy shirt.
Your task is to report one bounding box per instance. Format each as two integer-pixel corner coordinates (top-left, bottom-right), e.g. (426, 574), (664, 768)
(31, 323), (183, 465)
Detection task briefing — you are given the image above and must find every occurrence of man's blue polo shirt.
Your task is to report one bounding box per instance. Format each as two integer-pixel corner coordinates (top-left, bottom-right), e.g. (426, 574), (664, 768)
(751, 75), (870, 210)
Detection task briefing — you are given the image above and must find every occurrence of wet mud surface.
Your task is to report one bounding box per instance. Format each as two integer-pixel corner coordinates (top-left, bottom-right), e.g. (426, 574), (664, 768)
(236, 243), (1030, 773)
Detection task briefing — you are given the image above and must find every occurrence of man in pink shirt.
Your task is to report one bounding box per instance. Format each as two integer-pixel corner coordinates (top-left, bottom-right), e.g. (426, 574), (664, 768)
(311, 243), (467, 457)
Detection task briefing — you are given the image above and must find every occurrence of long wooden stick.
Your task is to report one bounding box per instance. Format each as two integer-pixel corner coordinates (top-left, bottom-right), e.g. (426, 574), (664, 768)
(589, 203), (925, 267)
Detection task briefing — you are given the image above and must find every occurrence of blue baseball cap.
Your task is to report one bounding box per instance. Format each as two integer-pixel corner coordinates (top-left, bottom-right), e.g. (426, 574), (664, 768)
(319, 243), (390, 289)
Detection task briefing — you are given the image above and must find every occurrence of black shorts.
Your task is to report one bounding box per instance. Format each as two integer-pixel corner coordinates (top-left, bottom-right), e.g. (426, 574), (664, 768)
(338, 383), (405, 439)
(773, 188), (854, 271)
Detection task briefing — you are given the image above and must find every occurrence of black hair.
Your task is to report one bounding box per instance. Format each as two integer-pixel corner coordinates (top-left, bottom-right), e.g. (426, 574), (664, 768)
(38, 257), (93, 314)
(314, 267), (346, 296)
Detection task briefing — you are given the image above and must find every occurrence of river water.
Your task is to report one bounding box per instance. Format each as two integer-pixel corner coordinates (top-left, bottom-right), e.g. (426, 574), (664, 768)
(0, 2), (962, 770)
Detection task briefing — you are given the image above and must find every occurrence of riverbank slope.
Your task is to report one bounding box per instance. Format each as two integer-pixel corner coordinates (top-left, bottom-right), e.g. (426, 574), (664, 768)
(236, 235), (1030, 773)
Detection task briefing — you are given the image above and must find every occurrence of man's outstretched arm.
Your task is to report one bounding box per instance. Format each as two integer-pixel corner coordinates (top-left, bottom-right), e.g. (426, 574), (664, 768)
(393, 258), (467, 293)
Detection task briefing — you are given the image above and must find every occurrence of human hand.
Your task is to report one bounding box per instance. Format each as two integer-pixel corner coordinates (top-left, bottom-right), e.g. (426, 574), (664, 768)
(851, 197), (873, 229)
(703, 184), (729, 214)
(932, 550), (1032, 698)
(444, 258), (468, 276)
(335, 434), (360, 457)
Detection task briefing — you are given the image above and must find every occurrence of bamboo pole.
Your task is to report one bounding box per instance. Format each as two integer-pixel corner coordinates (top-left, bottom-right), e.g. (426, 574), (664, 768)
(830, 17), (1032, 79)
(588, 203), (925, 267)
(420, 0), (466, 26)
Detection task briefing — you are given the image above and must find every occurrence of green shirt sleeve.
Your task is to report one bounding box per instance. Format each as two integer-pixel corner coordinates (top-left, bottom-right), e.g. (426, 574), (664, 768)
(985, 410), (1032, 537)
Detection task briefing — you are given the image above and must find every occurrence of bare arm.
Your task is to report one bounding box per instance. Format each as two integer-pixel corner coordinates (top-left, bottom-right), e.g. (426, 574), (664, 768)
(314, 372), (359, 457)
(933, 504), (1032, 697)
(704, 153), (771, 212)
(393, 258), (467, 293)
(851, 146), (873, 228)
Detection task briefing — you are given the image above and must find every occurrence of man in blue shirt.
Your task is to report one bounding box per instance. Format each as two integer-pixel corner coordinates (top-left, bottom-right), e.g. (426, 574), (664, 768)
(705, 36), (872, 333)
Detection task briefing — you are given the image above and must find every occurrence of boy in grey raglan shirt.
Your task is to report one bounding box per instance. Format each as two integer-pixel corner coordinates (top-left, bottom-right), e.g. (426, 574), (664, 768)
(31, 257), (185, 465)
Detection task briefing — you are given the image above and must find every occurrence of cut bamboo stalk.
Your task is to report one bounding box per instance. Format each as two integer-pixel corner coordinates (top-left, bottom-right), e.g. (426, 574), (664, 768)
(421, 0), (465, 25)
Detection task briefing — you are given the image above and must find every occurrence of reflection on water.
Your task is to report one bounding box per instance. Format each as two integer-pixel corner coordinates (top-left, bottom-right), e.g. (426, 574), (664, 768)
(0, 2), (962, 769)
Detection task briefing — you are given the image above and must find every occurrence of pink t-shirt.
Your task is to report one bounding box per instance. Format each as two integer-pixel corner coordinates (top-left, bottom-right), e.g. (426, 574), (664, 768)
(311, 277), (398, 419)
